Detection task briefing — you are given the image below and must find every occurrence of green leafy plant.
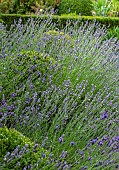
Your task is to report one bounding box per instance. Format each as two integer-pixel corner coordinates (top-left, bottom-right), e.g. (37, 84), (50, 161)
(0, 50), (55, 100)
(92, 0), (112, 16)
(12, 0), (35, 14)
(60, 12), (78, 16)
(106, 26), (119, 40)
(0, 0), (15, 14)
(110, 0), (119, 16)
(0, 0), (45, 14)
(45, 0), (54, 6)
(44, 30), (72, 41)
(0, 127), (49, 169)
(58, 0), (94, 16)
(42, 0), (60, 7)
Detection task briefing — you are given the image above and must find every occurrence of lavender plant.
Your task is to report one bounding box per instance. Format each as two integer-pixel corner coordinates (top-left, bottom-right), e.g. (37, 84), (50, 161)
(0, 17), (119, 169)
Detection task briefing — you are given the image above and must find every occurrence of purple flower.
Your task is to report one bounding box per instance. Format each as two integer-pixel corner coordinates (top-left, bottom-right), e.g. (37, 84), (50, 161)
(86, 143), (90, 148)
(60, 151), (67, 158)
(63, 165), (69, 169)
(116, 136), (119, 141)
(63, 161), (67, 166)
(95, 163), (99, 167)
(19, 150), (24, 156)
(91, 138), (98, 145)
(101, 110), (108, 119)
(70, 141), (75, 146)
(0, 112), (3, 116)
(7, 106), (12, 111)
(2, 100), (7, 106)
(58, 135), (64, 144)
(33, 143), (38, 149)
(98, 140), (103, 146)
(80, 150), (84, 156)
(42, 153), (46, 158)
(103, 112), (108, 119)
(88, 157), (92, 161)
(90, 112), (93, 115)
(58, 137), (63, 144)
(11, 153), (15, 158)
(4, 152), (10, 160)
(55, 125), (60, 131)
(11, 93), (17, 98)
(108, 122), (112, 127)
(12, 148), (19, 154)
(102, 136), (108, 141)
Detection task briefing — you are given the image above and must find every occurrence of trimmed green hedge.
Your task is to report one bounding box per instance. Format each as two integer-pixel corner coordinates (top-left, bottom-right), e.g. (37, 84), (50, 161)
(0, 50), (56, 101)
(1, 14), (119, 30)
(0, 127), (49, 169)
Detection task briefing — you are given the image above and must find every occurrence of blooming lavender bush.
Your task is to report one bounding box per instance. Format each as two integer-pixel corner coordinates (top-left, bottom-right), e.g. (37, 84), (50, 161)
(0, 18), (119, 169)
(39, 29), (73, 54)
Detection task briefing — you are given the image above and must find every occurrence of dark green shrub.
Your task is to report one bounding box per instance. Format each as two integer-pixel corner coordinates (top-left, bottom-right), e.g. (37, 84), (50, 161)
(101, 26), (119, 45)
(12, 0), (36, 14)
(44, 0), (61, 8)
(0, 127), (48, 169)
(0, 0), (15, 14)
(0, 0), (40, 14)
(0, 50), (55, 100)
(0, 126), (34, 156)
(58, 0), (94, 16)
(45, 0), (54, 6)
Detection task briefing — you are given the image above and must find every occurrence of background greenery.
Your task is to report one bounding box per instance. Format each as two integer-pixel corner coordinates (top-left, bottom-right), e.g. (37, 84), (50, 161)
(0, 0), (119, 16)
(57, 0), (93, 16)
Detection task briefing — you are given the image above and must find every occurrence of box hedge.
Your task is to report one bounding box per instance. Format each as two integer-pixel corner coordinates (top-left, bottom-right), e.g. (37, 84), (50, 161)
(1, 14), (119, 30)
(0, 127), (49, 169)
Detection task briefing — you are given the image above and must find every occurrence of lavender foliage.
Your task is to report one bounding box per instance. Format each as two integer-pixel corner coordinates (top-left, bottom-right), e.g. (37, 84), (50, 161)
(0, 17), (119, 169)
